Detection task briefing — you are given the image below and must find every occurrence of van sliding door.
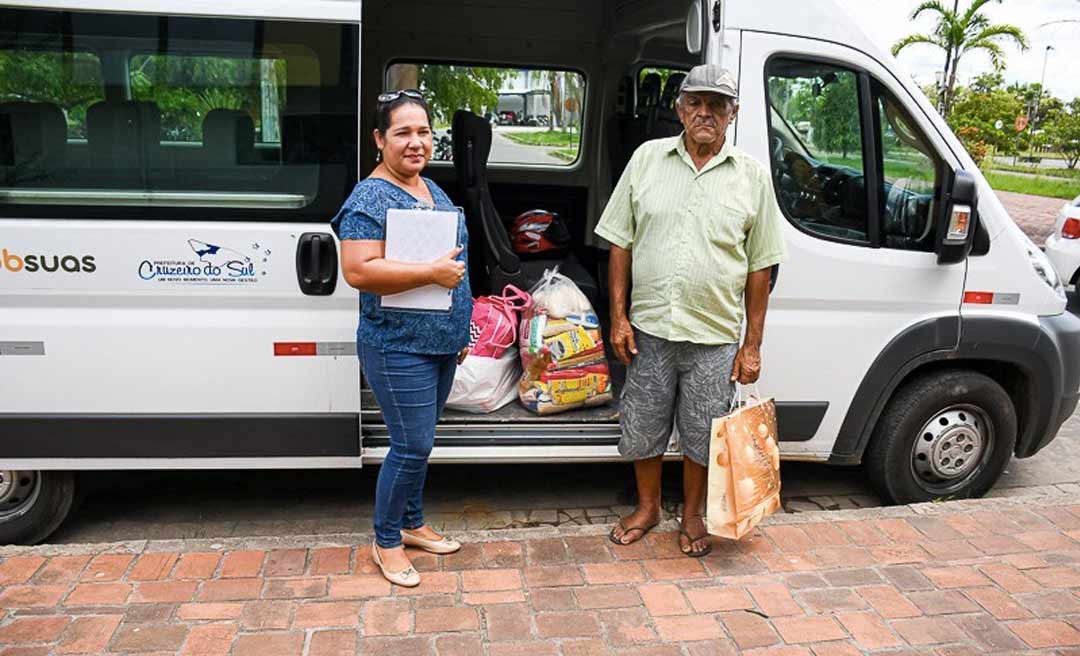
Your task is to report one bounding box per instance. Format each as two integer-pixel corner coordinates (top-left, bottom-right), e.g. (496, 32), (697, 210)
(0, 7), (362, 469)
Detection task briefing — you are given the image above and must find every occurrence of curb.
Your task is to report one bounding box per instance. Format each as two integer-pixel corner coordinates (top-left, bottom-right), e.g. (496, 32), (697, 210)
(3, 485), (1078, 559)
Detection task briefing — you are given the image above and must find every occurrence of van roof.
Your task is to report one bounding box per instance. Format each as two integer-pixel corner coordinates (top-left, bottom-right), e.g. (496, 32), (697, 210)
(1, 0), (881, 64)
(729, 0), (880, 62)
(0, 0), (359, 22)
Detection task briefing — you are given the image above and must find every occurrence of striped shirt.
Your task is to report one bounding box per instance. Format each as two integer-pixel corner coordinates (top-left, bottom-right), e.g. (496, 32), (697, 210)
(595, 134), (788, 345)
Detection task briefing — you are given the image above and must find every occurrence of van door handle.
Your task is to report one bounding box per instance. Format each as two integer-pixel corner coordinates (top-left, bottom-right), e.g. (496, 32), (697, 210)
(296, 232), (338, 296)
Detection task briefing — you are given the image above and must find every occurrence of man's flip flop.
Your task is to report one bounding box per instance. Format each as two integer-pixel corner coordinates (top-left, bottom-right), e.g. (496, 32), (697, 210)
(608, 520), (658, 546)
(679, 529), (713, 558)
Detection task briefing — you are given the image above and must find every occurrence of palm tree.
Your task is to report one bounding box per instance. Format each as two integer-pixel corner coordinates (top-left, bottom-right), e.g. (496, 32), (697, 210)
(892, 0), (1028, 119)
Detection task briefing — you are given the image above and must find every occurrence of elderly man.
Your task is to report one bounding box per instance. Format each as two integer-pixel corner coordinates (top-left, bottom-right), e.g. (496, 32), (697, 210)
(595, 64), (787, 557)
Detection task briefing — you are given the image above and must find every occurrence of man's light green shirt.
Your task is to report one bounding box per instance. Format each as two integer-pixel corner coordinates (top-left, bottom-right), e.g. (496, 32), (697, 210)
(595, 135), (788, 345)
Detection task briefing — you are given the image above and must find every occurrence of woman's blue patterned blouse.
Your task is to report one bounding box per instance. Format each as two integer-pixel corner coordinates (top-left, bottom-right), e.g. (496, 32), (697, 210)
(331, 177), (472, 355)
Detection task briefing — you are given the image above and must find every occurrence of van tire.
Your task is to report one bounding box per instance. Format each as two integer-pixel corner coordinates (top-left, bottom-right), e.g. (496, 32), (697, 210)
(865, 371), (1016, 505)
(0, 471), (76, 545)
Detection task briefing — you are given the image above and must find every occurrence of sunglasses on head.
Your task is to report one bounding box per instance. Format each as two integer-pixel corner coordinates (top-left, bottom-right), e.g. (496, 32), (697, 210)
(377, 89), (424, 104)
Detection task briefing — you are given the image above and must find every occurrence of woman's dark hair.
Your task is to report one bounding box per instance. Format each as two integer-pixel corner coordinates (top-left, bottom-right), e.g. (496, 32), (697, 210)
(374, 93), (434, 135)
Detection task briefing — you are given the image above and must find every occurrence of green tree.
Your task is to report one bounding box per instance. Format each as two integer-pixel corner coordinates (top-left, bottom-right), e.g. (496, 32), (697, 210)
(1046, 100), (1080, 169)
(0, 51), (104, 137)
(949, 85), (1025, 154)
(810, 74), (860, 159)
(971, 71), (1004, 93)
(416, 65), (511, 125)
(892, 0), (1028, 119)
(1008, 82), (1063, 128)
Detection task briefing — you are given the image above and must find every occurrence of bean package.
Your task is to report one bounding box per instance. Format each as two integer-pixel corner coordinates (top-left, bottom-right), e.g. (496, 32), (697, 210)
(518, 269), (613, 415)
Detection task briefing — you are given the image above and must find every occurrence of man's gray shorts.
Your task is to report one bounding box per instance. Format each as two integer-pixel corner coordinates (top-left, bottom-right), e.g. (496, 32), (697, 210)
(619, 330), (738, 467)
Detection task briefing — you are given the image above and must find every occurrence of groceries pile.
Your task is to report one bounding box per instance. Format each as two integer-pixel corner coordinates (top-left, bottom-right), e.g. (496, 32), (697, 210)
(518, 269), (613, 415)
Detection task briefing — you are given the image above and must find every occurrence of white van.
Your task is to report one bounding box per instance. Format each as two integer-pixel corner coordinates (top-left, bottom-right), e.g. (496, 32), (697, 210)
(2, 0), (1078, 544)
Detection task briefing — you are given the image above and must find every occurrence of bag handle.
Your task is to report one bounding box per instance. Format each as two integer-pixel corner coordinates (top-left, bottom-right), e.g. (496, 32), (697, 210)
(729, 383), (763, 412)
(501, 284), (531, 309)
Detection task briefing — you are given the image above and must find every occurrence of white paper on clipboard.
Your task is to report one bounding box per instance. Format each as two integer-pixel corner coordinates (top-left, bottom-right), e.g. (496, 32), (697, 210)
(381, 207), (459, 311)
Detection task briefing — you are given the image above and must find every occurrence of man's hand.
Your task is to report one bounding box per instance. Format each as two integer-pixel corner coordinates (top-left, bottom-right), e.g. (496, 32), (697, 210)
(730, 343), (761, 384)
(610, 316), (638, 365)
(457, 348), (470, 365)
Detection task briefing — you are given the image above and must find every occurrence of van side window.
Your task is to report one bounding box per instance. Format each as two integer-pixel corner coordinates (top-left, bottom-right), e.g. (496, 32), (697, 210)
(0, 8), (357, 221)
(874, 81), (942, 251)
(386, 63), (585, 167)
(0, 51), (104, 139)
(766, 60), (869, 243)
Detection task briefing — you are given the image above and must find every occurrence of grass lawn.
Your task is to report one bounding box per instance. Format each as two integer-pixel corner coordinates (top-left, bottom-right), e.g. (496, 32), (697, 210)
(503, 130), (579, 148)
(553, 147), (579, 163)
(825, 156), (930, 183)
(983, 171), (1080, 200)
(987, 161), (1080, 180)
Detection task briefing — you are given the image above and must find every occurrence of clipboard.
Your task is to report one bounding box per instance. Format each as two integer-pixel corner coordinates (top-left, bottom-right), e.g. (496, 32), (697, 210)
(381, 207), (460, 312)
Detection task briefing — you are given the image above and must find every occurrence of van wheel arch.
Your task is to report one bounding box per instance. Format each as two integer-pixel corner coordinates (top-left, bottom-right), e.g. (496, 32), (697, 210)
(829, 314), (1049, 466)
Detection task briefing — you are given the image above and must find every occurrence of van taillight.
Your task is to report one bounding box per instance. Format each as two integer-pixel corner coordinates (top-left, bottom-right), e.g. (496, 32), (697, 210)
(1063, 218), (1080, 240)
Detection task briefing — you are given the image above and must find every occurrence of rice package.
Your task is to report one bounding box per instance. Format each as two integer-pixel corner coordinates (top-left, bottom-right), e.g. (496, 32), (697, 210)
(518, 268), (613, 415)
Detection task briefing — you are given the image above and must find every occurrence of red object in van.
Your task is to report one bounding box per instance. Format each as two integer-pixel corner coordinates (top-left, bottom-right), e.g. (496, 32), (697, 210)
(511, 210), (571, 255)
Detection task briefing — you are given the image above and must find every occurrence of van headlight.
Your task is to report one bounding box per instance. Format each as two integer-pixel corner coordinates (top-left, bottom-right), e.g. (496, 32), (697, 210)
(1028, 243), (1066, 300)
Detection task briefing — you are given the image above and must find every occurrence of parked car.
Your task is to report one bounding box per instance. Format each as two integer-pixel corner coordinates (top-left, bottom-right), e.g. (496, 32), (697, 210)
(1044, 194), (1080, 288)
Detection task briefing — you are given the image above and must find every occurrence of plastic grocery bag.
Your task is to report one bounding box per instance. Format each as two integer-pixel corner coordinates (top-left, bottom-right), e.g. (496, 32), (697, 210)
(469, 286), (530, 359)
(446, 348), (521, 413)
(707, 386), (782, 540)
(518, 268), (613, 415)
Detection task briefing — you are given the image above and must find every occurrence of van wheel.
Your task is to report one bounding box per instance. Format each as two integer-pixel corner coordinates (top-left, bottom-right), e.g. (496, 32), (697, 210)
(865, 371), (1016, 505)
(0, 471), (76, 545)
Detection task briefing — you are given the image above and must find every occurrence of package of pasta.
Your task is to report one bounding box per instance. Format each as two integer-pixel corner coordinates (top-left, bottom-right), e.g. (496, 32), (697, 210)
(518, 268), (613, 415)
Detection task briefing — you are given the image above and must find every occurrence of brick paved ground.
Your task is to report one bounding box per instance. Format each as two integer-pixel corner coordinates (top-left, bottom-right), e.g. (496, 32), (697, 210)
(5, 494), (1080, 654)
(997, 190), (1067, 243)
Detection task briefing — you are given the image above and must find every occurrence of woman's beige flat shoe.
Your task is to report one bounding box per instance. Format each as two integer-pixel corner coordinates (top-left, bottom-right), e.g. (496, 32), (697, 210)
(401, 530), (462, 554)
(372, 542), (420, 587)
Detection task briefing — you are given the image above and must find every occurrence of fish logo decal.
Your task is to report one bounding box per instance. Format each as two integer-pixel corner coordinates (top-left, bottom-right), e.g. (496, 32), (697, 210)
(187, 239), (250, 265)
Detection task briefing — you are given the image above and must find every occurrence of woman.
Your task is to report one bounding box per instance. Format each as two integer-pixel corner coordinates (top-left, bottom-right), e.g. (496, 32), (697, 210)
(331, 90), (471, 587)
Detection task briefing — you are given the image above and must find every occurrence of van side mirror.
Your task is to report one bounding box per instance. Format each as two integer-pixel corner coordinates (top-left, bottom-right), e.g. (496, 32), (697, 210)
(936, 170), (978, 265)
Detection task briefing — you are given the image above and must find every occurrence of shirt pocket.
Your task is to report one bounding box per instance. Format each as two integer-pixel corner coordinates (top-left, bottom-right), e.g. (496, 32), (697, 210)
(705, 199), (752, 254)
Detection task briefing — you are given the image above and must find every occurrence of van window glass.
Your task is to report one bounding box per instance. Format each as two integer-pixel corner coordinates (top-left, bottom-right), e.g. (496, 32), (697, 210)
(874, 82), (941, 251)
(386, 63), (585, 166)
(0, 50), (104, 139)
(0, 8), (357, 222)
(766, 59), (869, 243)
(129, 54), (286, 144)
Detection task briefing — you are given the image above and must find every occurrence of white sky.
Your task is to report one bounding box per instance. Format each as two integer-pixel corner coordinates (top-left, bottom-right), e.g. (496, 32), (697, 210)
(834, 0), (1080, 101)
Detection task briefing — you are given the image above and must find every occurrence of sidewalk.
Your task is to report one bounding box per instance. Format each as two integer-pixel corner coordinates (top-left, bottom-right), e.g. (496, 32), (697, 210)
(4, 493), (1080, 655)
(997, 190), (1067, 243)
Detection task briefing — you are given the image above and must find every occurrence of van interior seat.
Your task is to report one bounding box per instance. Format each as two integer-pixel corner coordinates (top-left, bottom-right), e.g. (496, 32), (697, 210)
(0, 101), (67, 184)
(627, 72), (662, 149)
(451, 109), (599, 304)
(607, 73), (664, 187)
(86, 100), (162, 181)
(201, 108), (256, 165)
(653, 72), (686, 138)
(606, 75), (635, 186)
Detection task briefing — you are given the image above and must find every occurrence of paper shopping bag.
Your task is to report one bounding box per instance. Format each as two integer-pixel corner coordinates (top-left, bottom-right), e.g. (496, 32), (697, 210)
(707, 393), (782, 540)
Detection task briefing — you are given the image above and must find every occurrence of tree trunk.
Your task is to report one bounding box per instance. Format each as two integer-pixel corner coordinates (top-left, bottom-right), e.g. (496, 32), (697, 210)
(940, 45), (954, 114)
(943, 55), (961, 119)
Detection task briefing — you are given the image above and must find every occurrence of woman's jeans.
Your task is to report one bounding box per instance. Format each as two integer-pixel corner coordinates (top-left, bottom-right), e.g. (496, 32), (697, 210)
(360, 343), (457, 549)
